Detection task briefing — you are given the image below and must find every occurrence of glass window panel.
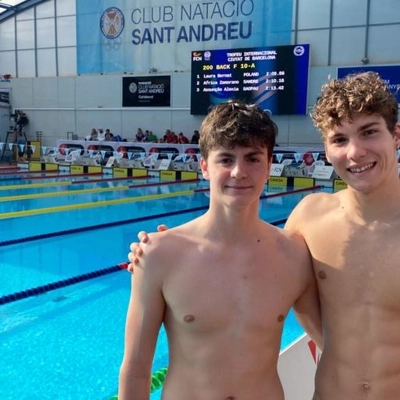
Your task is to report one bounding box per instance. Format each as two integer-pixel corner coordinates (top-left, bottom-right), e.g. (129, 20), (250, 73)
(17, 49), (35, 77)
(291, 0), (297, 31)
(369, 25), (400, 64)
(57, 47), (77, 76)
(0, 51), (16, 77)
(370, 0), (400, 24)
(56, 0), (76, 16)
(297, 0), (331, 29)
(16, 20), (34, 49)
(57, 16), (76, 47)
(36, 0), (55, 19)
(331, 27), (366, 65)
(37, 18), (55, 48)
(16, 7), (34, 21)
(37, 48), (56, 76)
(0, 17), (15, 51)
(297, 30), (330, 66)
(332, 0), (367, 27)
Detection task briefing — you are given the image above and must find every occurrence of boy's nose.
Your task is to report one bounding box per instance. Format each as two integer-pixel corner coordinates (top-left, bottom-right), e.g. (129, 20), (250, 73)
(231, 161), (247, 178)
(347, 139), (367, 160)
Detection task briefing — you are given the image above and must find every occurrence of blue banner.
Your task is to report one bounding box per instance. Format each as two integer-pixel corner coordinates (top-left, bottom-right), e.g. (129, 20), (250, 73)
(76, 0), (294, 74)
(338, 65), (400, 103)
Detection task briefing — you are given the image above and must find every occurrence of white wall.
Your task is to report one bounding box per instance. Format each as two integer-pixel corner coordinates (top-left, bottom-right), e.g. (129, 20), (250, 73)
(6, 66), (337, 147)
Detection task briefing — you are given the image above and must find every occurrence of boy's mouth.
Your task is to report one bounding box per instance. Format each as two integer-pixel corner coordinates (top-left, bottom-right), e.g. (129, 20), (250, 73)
(347, 162), (375, 173)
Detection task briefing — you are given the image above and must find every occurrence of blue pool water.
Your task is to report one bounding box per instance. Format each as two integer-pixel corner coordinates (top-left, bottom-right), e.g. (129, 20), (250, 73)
(0, 171), (323, 399)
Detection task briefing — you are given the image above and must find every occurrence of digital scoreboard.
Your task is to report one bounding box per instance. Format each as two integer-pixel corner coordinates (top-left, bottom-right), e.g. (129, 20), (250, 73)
(190, 44), (310, 116)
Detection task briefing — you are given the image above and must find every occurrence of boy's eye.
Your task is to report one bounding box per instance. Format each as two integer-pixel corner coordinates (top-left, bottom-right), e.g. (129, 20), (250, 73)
(331, 136), (347, 144)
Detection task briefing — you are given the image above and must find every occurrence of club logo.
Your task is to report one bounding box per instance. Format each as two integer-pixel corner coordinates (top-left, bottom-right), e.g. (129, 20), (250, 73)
(192, 51), (202, 61)
(129, 82), (138, 93)
(293, 45), (305, 57)
(100, 7), (125, 39)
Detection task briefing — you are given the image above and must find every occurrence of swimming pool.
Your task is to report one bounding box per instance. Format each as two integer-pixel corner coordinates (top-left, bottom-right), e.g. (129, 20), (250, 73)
(0, 169), (325, 399)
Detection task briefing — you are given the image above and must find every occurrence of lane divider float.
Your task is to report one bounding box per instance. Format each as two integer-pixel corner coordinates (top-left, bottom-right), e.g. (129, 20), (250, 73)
(0, 189), (197, 220)
(0, 262), (129, 306)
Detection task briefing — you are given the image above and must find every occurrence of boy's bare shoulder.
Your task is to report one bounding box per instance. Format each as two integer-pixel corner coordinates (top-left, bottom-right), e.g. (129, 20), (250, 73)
(286, 190), (343, 231)
(258, 223), (312, 278)
(270, 223), (308, 254)
(139, 221), (199, 266)
(296, 191), (340, 211)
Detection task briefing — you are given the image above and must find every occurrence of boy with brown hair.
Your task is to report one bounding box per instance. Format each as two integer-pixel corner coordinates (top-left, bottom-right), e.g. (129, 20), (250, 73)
(119, 101), (321, 400)
(286, 71), (400, 399)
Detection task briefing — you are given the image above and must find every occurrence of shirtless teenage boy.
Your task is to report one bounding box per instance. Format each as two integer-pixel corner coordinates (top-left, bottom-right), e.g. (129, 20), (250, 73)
(118, 101), (322, 400)
(285, 71), (400, 399)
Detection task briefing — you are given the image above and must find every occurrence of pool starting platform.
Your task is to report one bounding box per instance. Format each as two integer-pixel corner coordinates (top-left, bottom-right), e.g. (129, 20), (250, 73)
(14, 160), (348, 191)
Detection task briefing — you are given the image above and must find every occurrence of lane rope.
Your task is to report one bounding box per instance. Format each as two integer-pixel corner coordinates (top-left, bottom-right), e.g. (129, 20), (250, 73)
(0, 175), (151, 190)
(0, 181), (73, 191)
(128, 178), (200, 189)
(0, 169), (59, 176)
(0, 262), (129, 306)
(0, 190), (196, 220)
(0, 206), (211, 247)
(0, 178), (200, 200)
(0, 186), (321, 247)
(0, 185), (131, 202)
(0, 171), (103, 183)
(71, 175), (153, 184)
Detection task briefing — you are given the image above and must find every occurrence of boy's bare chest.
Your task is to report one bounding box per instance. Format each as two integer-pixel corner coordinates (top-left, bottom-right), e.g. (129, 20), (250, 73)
(311, 222), (400, 306)
(163, 255), (296, 331)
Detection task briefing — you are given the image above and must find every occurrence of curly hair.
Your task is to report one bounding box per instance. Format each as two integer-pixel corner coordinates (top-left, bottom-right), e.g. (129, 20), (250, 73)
(199, 100), (278, 160)
(312, 71), (398, 140)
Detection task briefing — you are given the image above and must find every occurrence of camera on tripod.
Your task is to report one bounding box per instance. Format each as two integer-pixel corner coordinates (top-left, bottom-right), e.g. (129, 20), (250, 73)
(10, 109), (29, 132)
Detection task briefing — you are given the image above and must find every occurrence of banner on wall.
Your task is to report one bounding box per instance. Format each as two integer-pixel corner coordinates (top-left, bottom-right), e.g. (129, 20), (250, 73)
(56, 140), (326, 164)
(76, 0), (294, 74)
(338, 65), (400, 103)
(0, 89), (10, 107)
(122, 76), (171, 107)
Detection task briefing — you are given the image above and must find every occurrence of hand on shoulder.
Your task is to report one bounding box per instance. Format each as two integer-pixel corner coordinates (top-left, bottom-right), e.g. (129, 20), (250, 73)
(127, 225), (170, 272)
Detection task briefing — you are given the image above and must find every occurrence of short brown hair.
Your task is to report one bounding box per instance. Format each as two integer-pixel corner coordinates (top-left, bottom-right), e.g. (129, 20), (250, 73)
(199, 100), (278, 160)
(312, 71), (399, 140)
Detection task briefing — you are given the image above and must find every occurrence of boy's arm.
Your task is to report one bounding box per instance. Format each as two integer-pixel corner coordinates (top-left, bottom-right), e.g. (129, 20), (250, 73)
(119, 241), (165, 399)
(286, 200), (323, 350)
(293, 269), (323, 350)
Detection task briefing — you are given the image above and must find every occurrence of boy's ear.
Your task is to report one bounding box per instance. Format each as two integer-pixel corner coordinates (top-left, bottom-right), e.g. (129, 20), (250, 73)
(394, 123), (400, 149)
(266, 158), (272, 181)
(200, 157), (210, 180)
(324, 142), (331, 164)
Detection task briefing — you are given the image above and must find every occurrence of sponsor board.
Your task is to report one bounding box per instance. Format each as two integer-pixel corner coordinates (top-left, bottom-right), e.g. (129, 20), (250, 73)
(268, 176), (288, 186)
(333, 178), (347, 192)
(312, 165), (334, 179)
